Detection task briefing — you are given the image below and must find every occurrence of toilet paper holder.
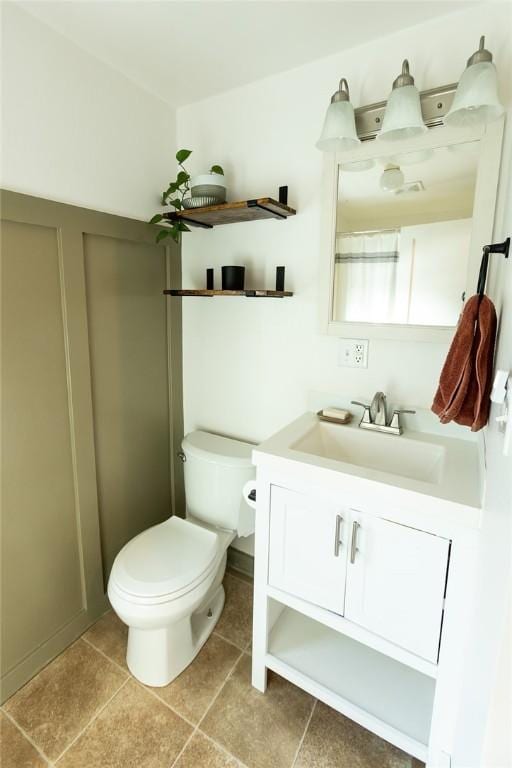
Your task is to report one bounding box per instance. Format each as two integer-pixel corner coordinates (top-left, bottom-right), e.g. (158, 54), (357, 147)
(243, 480), (257, 510)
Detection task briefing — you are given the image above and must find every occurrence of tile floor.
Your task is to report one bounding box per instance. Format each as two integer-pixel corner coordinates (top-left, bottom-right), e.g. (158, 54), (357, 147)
(1, 570), (425, 768)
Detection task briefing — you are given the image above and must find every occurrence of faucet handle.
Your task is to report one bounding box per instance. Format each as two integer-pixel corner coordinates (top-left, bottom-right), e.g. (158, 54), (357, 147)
(388, 408), (416, 431)
(351, 401), (371, 425)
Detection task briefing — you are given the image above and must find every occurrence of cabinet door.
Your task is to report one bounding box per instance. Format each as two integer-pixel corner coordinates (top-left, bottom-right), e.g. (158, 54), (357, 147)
(268, 486), (348, 614)
(345, 511), (450, 662)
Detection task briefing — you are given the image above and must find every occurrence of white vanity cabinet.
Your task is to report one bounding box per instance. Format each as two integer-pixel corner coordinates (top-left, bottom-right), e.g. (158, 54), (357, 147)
(251, 415), (482, 768)
(268, 487), (450, 663)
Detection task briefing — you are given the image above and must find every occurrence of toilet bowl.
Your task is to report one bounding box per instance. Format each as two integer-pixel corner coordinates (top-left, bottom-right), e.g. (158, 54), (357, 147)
(108, 431), (255, 687)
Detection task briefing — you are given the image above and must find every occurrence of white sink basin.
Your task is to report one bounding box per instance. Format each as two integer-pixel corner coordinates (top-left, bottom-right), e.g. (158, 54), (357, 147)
(253, 412), (482, 519)
(291, 421), (446, 484)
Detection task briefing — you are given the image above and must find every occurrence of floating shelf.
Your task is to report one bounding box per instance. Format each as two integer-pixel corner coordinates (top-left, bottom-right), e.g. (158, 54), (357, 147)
(164, 289), (293, 298)
(162, 197), (296, 229)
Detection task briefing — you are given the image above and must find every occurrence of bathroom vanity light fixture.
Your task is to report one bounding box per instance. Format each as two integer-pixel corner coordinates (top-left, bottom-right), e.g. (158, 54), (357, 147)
(318, 35), (503, 147)
(444, 36), (504, 127)
(380, 164), (405, 191)
(316, 78), (361, 152)
(377, 60), (427, 142)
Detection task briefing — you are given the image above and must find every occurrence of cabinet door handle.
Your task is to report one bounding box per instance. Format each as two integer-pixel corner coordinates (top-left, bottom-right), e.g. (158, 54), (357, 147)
(334, 514), (343, 556)
(350, 521), (360, 564)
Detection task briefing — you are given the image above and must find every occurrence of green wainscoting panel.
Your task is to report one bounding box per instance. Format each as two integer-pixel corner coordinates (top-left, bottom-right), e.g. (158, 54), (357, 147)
(0, 191), (183, 701)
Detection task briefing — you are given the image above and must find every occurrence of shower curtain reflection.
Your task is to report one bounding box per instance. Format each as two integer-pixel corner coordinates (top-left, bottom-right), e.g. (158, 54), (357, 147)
(333, 229), (400, 323)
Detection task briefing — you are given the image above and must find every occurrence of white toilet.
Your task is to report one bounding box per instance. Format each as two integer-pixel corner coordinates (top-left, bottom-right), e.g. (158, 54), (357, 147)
(107, 430), (255, 687)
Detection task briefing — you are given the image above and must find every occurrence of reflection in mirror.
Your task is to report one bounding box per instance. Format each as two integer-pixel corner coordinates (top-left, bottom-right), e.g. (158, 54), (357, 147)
(332, 141), (480, 327)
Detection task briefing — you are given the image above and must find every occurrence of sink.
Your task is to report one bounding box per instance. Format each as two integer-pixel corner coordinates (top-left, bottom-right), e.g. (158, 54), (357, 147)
(253, 412), (481, 516)
(291, 421), (446, 484)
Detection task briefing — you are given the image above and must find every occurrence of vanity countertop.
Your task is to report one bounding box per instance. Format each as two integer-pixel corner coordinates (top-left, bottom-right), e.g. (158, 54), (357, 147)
(252, 412), (483, 530)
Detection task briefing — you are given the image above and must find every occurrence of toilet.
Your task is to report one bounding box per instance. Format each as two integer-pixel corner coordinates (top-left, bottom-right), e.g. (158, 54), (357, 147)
(107, 430), (255, 687)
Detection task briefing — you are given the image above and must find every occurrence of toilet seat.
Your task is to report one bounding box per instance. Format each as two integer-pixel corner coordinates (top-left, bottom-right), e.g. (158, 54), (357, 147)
(109, 516), (219, 604)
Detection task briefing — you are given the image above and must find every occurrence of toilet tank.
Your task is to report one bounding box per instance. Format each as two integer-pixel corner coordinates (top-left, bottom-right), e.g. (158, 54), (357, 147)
(182, 431), (255, 532)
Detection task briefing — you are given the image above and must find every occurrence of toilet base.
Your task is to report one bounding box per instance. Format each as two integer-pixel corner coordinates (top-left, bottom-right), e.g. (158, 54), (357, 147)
(126, 583), (225, 687)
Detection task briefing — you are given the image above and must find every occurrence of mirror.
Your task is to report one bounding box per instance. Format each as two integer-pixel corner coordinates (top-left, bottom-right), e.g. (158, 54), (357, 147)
(332, 140), (481, 328)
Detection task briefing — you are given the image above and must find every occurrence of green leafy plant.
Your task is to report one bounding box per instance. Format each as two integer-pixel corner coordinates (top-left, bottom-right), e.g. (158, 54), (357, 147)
(149, 149), (224, 244)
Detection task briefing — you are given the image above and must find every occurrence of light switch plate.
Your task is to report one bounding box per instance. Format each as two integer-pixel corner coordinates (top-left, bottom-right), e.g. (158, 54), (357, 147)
(338, 339), (369, 368)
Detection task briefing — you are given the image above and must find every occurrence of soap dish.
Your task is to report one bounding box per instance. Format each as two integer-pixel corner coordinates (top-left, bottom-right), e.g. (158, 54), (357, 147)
(317, 409), (352, 425)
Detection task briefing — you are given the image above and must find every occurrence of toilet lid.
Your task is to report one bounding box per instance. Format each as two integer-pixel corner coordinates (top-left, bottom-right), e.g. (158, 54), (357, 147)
(110, 517), (218, 599)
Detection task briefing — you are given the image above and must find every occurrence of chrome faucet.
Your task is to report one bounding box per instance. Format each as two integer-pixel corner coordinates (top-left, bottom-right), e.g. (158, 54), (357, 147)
(370, 391), (387, 426)
(351, 392), (415, 436)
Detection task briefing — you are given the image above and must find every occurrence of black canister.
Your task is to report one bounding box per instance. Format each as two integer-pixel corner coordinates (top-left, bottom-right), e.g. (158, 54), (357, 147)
(222, 266), (245, 291)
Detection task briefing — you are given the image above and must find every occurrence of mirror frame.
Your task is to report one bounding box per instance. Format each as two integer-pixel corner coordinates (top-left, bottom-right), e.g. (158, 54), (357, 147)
(319, 118), (504, 342)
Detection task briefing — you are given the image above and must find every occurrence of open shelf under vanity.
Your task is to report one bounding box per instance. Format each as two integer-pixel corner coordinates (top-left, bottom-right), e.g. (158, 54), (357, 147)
(265, 602), (434, 763)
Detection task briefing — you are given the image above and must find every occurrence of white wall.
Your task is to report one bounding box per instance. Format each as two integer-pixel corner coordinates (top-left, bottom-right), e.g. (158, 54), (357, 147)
(404, 219), (472, 327)
(483, 584), (512, 767)
(1, 3), (175, 220)
(177, 4), (512, 561)
(177, 4), (512, 446)
(454, 103), (512, 768)
(482, 586), (512, 768)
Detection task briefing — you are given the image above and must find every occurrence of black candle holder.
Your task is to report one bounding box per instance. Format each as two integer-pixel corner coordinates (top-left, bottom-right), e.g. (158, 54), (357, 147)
(222, 266), (245, 291)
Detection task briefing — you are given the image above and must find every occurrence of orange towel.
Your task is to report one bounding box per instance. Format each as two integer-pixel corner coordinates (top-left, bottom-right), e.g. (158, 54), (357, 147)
(432, 294), (497, 432)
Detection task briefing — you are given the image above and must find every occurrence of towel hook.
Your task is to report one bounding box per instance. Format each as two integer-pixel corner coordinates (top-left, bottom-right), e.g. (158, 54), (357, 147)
(477, 237), (510, 297)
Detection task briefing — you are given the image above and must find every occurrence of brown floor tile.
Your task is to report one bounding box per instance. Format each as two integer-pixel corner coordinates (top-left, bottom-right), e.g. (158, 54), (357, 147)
(201, 654), (314, 768)
(150, 633), (241, 724)
(175, 732), (240, 768)
(56, 679), (192, 768)
(0, 712), (48, 768)
(294, 701), (420, 768)
(216, 574), (253, 649)
(4, 639), (127, 761)
(83, 610), (128, 668)
(226, 566), (253, 585)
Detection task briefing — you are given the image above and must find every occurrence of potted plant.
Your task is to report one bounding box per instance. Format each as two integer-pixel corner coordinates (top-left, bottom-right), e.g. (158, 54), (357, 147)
(190, 166), (226, 202)
(149, 150), (225, 243)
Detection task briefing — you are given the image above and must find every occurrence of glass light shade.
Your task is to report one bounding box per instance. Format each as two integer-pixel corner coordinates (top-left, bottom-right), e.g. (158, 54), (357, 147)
(377, 84), (427, 143)
(316, 101), (360, 152)
(380, 165), (404, 191)
(444, 61), (504, 127)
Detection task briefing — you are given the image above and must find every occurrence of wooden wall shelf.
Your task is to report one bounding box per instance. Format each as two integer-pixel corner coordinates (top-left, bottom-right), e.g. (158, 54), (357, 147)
(164, 289), (293, 298)
(162, 197), (296, 229)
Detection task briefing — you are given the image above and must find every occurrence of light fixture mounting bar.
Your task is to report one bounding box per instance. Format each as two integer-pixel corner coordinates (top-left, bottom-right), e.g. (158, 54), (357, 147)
(355, 82), (458, 141)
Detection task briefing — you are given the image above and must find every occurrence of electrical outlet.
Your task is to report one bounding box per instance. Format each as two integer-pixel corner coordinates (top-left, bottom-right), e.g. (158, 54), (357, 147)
(338, 338), (369, 368)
